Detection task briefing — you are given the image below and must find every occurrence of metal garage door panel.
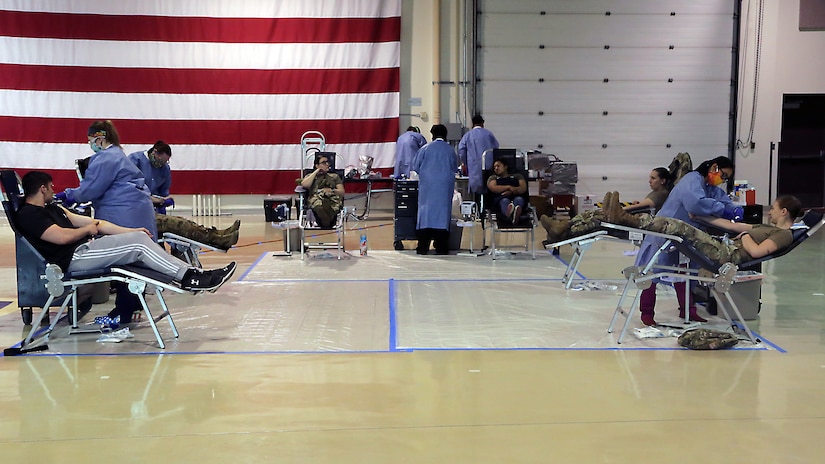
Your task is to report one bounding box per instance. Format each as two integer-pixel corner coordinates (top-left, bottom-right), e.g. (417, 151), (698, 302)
(479, 47), (732, 81)
(482, 81), (731, 114)
(476, 0), (734, 195)
(488, 113), (729, 147)
(480, 0), (735, 15)
(481, 13), (733, 48)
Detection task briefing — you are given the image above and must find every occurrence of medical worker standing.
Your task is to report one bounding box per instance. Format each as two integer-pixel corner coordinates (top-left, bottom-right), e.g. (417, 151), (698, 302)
(59, 121), (158, 239)
(412, 124), (458, 255)
(635, 156), (741, 326)
(128, 140), (172, 213)
(458, 114), (499, 197)
(57, 120), (159, 323)
(394, 126), (426, 179)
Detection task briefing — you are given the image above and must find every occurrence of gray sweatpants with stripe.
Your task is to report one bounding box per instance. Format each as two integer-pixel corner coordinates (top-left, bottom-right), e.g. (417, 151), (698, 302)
(69, 231), (189, 281)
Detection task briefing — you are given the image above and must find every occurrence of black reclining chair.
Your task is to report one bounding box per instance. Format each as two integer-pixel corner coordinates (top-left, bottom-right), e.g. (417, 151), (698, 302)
(295, 151), (348, 259)
(1, 169), (185, 355)
(480, 148), (537, 259)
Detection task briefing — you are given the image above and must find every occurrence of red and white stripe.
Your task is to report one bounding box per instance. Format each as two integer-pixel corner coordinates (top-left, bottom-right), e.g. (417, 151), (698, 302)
(0, 0), (400, 194)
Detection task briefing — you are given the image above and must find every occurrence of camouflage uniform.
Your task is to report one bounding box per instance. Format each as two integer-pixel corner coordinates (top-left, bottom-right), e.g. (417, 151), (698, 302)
(677, 328), (738, 350)
(668, 152), (693, 186)
(155, 214), (238, 250)
(567, 209), (608, 238)
(307, 173), (343, 228)
(645, 216), (740, 264)
(560, 210), (742, 264)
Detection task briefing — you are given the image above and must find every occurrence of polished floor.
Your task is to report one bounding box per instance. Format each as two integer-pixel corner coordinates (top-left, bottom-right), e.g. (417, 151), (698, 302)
(1, 199), (825, 463)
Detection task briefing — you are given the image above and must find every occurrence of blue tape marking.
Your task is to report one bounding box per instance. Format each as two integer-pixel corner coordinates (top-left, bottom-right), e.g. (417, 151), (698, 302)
(388, 278), (398, 352)
(235, 251), (270, 282)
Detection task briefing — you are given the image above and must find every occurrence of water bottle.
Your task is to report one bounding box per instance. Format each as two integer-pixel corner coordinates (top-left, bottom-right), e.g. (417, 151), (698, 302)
(359, 233), (368, 256)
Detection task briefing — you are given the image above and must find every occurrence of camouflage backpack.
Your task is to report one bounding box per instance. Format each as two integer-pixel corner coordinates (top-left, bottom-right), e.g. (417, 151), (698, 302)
(668, 152), (693, 187)
(677, 328), (739, 350)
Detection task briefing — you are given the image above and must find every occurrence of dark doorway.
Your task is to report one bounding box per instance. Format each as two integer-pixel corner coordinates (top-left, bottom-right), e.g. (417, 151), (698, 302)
(777, 94), (825, 208)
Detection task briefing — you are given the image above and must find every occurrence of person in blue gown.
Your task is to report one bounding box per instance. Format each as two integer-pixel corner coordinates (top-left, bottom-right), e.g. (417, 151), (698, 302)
(412, 124), (458, 255)
(128, 140), (172, 213)
(457, 114), (499, 197)
(393, 126), (426, 179)
(635, 156), (742, 326)
(57, 120), (159, 323)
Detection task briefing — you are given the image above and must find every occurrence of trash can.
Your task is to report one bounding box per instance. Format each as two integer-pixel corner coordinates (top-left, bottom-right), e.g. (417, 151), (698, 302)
(90, 281), (111, 304)
(282, 224), (303, 253)
(449, 218), (463, 250)
(720, 271), (763, 320)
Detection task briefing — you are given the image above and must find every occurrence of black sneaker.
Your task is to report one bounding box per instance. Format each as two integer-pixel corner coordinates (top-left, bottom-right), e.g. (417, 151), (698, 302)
(206, 262), (236, 292)
(180, 262), (236, 292)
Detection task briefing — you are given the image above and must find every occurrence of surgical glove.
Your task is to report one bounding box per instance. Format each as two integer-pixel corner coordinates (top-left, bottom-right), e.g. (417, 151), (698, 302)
(54, 191), (76, 205)
(721, 204), (744, 222)
(155, 206), (167, 215)
(162, 197), (175, 208)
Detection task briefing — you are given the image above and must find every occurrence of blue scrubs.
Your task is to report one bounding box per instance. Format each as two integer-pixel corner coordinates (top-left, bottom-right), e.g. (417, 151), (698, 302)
(413, 139), (458, 231)
(128, 150), (171, 197)
(458, 126), (499, 193)
(635, 171), (734, 268)
(65, 146), (158, 239)
(394, 131), (427, 178)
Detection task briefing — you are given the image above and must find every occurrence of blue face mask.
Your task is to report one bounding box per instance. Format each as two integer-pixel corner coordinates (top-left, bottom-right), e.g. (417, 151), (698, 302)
(89, 137), (103, 153)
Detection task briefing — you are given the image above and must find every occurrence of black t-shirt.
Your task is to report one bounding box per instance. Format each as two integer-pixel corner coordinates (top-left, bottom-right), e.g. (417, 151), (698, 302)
(15, 203), (89, 271)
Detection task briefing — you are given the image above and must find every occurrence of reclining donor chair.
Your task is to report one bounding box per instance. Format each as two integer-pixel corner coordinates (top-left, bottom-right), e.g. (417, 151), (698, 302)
(480, 148), (537, 259)
(294, 150), (348, 260)
(1, 169), (187, 355)
(604, 210), (825, 345)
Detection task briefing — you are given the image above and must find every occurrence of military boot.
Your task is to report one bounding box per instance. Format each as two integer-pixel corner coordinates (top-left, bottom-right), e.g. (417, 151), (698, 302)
(208, 230), (240, 250)
(606, 192), (642, 228)
(540, 215), (569, 243)
(221, 219), (241, 235)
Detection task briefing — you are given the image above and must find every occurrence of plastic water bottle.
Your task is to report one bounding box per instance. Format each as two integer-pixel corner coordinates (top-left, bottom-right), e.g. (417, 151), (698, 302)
(359, 233), (368, 256)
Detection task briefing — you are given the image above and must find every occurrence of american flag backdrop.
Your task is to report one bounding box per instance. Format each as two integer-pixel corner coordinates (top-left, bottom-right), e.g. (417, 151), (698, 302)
(0, 0), (401, 194)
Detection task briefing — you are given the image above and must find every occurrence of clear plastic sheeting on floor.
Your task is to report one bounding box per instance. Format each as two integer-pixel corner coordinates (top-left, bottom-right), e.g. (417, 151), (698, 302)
(1, 250), (775, 355)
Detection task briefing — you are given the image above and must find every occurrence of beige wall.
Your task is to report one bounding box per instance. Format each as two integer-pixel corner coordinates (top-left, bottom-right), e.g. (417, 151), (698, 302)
(402, 0), (470, 134)
(719, 0), (825, 204)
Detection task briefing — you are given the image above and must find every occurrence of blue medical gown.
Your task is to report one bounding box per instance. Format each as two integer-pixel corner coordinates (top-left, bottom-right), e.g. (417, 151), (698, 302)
(412, 140), (458, 231)
(394, 131), (427, 178)
(635, 171), (734, 268)
(128, 150), (171, 197)
(457, 127), (499, 193)
(65, 146), (158, 238)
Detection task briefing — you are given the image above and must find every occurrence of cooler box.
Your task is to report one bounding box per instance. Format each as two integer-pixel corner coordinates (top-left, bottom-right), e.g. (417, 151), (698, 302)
(264, 197), (293, 222)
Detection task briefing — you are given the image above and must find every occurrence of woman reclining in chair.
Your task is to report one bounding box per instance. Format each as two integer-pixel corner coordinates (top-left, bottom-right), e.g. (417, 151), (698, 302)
(601, 192), (801, 265)
(300, 153), (344, 229)
(486, 159), (527, 224)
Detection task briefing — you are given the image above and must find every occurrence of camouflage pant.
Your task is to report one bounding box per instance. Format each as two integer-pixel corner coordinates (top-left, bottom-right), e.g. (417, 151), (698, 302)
(645, 216), (741, 265)
(309, 192), (342, 228)
(567, 209), (608, 237)
(566, 211), (741, 265)
(156, 214), (227, 247)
